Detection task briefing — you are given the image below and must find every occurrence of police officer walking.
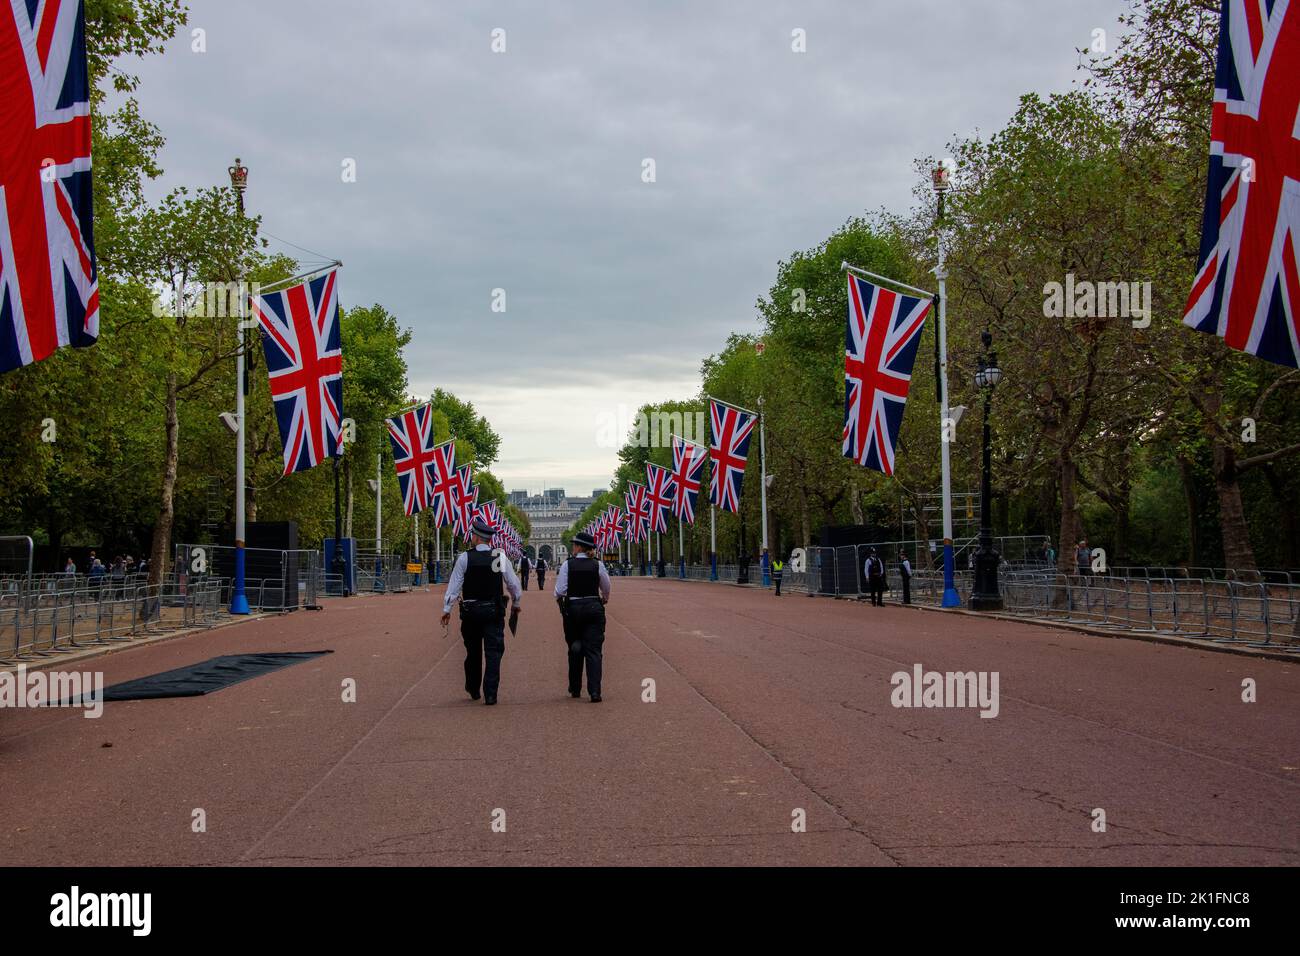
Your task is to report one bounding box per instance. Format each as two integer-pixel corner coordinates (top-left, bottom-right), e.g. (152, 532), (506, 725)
(554, 530), (611, 702)
(536, 555), (548, 590)
(771, 557), (784, 596)
(440, 517), (523, 705)
(519, 552), (531, 591)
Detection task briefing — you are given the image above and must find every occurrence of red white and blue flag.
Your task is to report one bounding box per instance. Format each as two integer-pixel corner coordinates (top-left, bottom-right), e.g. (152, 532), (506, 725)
(452, 465), (476, 538)
(252, 269), (344, 475)
(386, 404), (437, 516)
(475, 499), (500, 534)
(644, 462), (677, 534)
(842, 273), (930, 475)
(625, 482), (650, 543)
(671, 435), (708, 524)
(1183, 0), (1300, 368)
(429, 439), (458, 528)
(1, 0), (98, 373)
(708, 398), (756, 513)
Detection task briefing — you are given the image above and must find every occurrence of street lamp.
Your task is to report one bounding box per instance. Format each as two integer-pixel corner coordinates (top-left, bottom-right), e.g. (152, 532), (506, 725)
(970, 330), (1004, 611)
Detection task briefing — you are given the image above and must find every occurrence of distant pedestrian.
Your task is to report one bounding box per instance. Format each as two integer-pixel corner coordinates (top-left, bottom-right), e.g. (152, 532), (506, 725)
(519, 553), (531, 591)
(63, 557), (76, 575)
(898, 551), (912, 605)
(1075, 539), (1090, 577)
(772, 557), (784, 596)
(535, 556), (548, 590)
(864, 549), (886, 606)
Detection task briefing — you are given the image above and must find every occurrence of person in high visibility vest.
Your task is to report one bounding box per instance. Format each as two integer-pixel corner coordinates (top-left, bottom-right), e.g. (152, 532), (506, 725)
(771, 558), (784, 596)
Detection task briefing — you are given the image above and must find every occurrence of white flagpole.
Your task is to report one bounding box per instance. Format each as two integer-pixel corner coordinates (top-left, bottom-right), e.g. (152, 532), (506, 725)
(934, 170), (960, 607)
(678, 514), (684, 578)
(414, 510), (419, 585)
(231, 285), (250, 614)
(759, 395), (770, 587)
(710, 504), (717, 580)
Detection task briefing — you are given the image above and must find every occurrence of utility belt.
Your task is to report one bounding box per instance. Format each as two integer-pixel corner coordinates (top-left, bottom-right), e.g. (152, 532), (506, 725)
(460, 596), (506, 612)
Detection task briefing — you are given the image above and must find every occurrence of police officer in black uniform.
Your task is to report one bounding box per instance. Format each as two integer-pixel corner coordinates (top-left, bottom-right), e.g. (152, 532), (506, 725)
(554, 530), (611, 702)
(535, 556), (548, 590)
(519, 551), (531, 590)
(440, 517), (523, 705)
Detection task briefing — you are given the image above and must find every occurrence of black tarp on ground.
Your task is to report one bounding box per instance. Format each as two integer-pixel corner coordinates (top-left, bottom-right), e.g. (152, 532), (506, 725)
(81, 651), (332, 702)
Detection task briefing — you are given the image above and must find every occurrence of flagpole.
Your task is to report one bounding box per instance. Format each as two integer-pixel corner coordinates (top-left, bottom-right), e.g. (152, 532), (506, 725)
(231, 279), (250, 615)
(934, 168), (960, 607)
(678, 514), (685, 578)
(435, 523), (441, 583)
(414, 511), (419, 586)
(710, 504), (717, 581)
(758, 395), (770, 588)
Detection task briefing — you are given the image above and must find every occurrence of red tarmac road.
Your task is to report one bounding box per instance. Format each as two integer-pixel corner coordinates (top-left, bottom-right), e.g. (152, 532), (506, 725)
(1, 579), (1297, 866)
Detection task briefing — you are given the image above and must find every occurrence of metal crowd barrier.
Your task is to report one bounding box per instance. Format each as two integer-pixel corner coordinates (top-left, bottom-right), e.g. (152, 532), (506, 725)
(0, 575), (229, 665)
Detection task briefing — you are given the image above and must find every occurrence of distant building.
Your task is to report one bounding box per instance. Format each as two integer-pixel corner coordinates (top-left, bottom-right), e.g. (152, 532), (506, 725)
(510, 488), (605, 562)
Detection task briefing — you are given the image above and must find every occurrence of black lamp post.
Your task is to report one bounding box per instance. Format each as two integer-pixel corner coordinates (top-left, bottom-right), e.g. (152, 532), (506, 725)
(970, 330), (1004, 611)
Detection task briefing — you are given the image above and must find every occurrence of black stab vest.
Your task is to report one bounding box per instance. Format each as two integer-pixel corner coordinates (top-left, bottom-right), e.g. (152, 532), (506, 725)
(567, 557), (599, 598)
(464, 548), (503, 600)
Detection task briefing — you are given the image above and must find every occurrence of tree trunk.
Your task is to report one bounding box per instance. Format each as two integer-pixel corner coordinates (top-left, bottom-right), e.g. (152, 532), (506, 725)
(148, 374), (180, 588)
(1213, 438), (1257, 572)
(1262, 465), (1298, 569)
(1176, 453), (1202, 568)
(848, 484), (864, 525)
(799, 490), (811, 548)
(1057, 455), (1082, 574)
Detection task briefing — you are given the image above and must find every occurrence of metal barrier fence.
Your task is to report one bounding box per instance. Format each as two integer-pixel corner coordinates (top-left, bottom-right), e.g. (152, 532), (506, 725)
(174, 545), (322, 611)
(0, 574), (227, 664)
(673, 550), (1300, 653)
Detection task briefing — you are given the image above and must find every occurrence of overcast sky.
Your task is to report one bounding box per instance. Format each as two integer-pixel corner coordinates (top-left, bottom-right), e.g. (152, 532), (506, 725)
(125, 0), (1130, 495)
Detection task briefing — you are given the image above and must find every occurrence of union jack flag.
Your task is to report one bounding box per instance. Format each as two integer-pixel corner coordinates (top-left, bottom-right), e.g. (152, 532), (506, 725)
(252, 269), (344, 475)
(708, 399), (756, 513)
(842, 273), (930, 475)
(429, 440), (458, 528)
(644, 462), (677, 534)
(625, 482), (650, 543)
(386, 405), (436, 516)
(1183, 0), (1300, 368)
(475, 499), (500, 534)
(671, 435), (708, 524)
(452, 465), (476, 539)
(1, 0), (98, 374)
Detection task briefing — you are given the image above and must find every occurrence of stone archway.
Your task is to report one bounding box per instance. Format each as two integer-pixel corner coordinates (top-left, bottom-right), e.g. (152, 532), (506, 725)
(539, 544), (554, 564)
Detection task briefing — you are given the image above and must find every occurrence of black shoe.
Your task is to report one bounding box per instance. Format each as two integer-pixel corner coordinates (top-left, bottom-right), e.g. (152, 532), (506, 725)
(590, 695), (602, 703)
(468, 690), (480, 700)
(569, 690), (581, 698)
(484, 696), (497, 705)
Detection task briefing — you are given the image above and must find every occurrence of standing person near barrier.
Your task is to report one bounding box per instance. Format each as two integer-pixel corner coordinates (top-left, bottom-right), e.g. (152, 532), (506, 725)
(440, 517), (522, 706)
(519, 552), (531, 591)
(1075, 539), (1090, 577)
(898, 551), (912, 605)
(771, 557), (784, 595)
(554, 530), (611, 702)
(864, 548), (886, 606)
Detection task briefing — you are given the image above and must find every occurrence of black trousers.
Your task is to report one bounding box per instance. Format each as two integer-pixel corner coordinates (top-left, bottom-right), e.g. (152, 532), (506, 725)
(901, 576), (911, 604)
(564, 600), (606, 698)
(773, 575), (783, 596)
(537, 571), (546, 589)
(460, 601), (506, 698)
(869, 578), (885, 606)
(521, 571), (529, 591)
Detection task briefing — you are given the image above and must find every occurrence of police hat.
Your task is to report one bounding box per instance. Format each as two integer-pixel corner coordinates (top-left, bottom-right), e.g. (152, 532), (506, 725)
(572, 531), (596, 550)
(471, 517), (496, 539)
